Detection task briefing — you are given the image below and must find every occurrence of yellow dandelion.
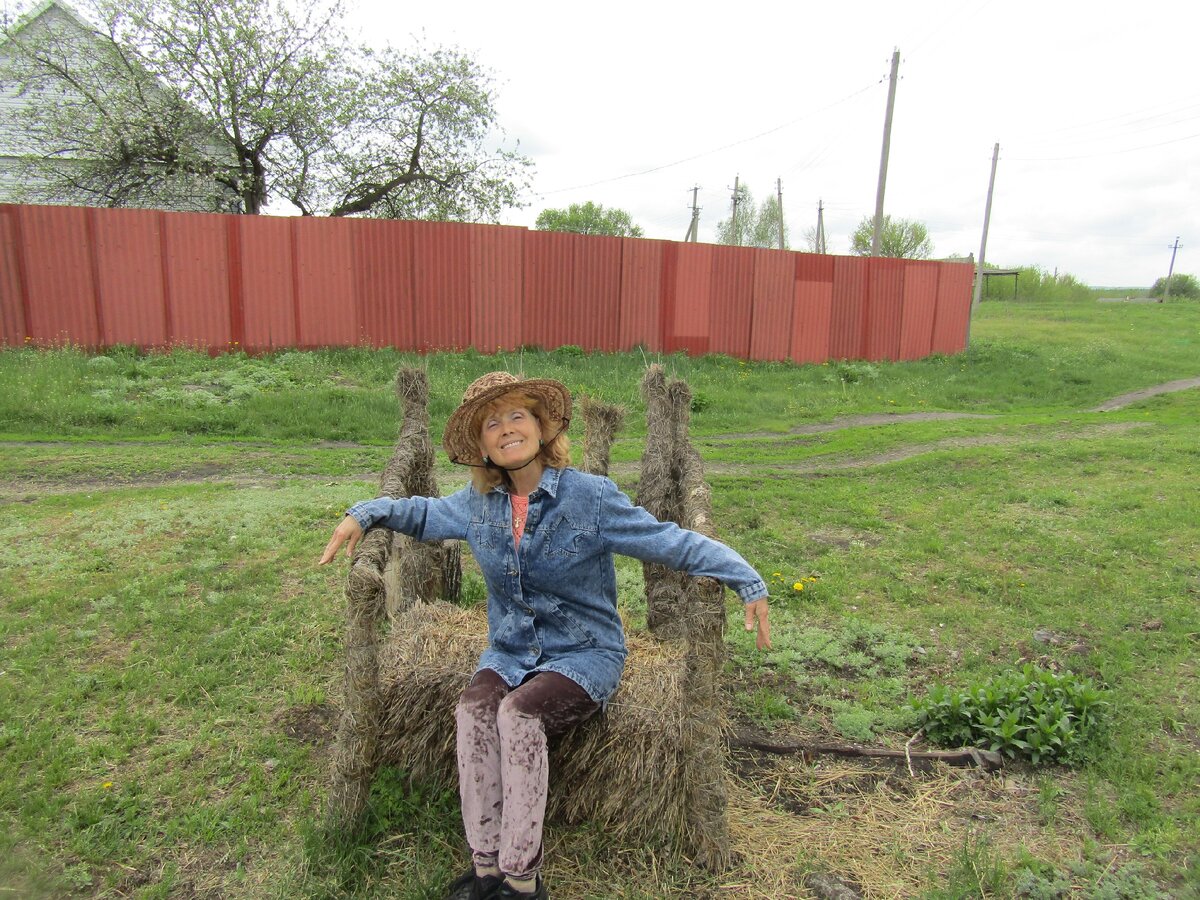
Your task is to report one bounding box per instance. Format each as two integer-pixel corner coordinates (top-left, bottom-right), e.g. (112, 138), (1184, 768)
(102, 782), (113, 790)
(793, 582), (804, 591)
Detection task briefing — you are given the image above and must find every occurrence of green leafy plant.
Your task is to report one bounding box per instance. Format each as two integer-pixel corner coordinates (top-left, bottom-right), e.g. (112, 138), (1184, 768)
(739, 688), (795, 726)
(911, 664), (1109, 764)
(825, 361), (880, 384)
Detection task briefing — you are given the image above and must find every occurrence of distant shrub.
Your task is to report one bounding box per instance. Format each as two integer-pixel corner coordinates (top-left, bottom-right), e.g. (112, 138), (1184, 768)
(980, 265), (1093, 302)
(1149, 273), (1199, 299)
(911, 663), (1108, 764)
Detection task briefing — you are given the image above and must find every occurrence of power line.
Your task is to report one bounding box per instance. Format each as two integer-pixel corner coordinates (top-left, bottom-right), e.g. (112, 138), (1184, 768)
(1014, 111), (1200, 152)
(1006, 130), (1200, 161)
(1031, 96), (1200, 139)
(535, 80), (880, 197)
(900, 0), (994, 59)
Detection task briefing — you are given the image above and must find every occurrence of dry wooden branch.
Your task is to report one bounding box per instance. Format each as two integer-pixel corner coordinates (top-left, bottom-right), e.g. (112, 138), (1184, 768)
(730, 734), (1003, 770)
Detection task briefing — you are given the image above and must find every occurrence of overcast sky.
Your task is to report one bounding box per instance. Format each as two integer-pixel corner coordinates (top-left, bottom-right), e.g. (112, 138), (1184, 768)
(360, 1), (1197, 287)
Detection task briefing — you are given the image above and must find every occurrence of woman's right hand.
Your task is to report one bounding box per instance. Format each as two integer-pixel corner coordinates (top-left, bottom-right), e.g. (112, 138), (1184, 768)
(319, 516), (364, 565)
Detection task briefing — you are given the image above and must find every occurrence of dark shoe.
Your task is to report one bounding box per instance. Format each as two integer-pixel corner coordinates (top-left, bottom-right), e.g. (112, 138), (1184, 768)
(445, 868), (504, 900)
(496, 875), (548, 900)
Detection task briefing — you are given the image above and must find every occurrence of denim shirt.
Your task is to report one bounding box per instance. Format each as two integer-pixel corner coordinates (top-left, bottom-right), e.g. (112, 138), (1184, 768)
(347, 466), (767, 704)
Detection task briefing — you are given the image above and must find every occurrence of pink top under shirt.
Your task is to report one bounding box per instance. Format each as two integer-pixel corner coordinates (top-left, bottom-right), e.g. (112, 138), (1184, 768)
(511, 494), (529, 547)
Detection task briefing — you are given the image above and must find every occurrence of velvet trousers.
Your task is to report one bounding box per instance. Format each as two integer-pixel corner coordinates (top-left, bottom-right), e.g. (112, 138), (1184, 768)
(454, 668), (600, 878)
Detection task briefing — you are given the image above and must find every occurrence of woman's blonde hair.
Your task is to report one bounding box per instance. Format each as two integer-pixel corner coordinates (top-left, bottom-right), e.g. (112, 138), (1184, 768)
(468, 390), (571, 493)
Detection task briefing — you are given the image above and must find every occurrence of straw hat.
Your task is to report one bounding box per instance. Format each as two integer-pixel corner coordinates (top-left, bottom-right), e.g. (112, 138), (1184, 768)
(443, 372), (572, 466)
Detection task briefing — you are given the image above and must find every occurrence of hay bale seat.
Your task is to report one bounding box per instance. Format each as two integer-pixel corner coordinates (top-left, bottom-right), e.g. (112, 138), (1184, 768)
(376, 603), (718, 855)
(328, 368), (732, 870)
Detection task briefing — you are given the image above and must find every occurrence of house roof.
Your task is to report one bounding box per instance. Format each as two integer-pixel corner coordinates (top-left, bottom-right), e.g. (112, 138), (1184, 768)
(1, 0), (97, 48)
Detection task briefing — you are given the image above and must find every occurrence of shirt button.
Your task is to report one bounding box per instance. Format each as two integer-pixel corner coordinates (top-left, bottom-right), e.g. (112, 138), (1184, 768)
(529, 646), (539, 655)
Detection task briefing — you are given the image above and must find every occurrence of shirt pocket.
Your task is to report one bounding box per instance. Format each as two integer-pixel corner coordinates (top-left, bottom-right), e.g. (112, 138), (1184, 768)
(470, 511), (504, 550)
(543, 597), (597, 649)
(544, 514), (598, 558)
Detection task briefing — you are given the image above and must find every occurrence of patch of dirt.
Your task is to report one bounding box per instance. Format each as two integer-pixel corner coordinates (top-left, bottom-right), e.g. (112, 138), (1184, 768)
(726, 750), (1090, 898)
(807, 529), (884, 550)
(274, 702), (339, 746)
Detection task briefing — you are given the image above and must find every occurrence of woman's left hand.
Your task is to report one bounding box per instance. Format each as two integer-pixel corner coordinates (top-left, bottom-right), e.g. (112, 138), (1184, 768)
(744, 597), (771, 651)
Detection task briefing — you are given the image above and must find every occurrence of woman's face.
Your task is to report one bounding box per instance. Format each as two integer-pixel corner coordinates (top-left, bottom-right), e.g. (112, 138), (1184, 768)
(479, 400), (543, 468)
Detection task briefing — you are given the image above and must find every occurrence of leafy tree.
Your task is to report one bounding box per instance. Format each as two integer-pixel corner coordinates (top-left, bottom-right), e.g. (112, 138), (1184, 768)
(849, 214), (933, 259)
(0, 0), (532, 217)
(1149, 273), (1199, 300)
(534, 201), (643, 237)
(715, 184), (788, 249)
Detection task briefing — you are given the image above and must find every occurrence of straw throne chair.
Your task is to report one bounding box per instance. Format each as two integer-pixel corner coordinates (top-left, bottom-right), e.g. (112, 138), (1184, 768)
(327, 366), (733, 871)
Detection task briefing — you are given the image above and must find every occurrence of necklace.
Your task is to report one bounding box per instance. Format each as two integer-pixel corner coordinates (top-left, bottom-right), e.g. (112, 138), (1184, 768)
(511, 494), (528, 534)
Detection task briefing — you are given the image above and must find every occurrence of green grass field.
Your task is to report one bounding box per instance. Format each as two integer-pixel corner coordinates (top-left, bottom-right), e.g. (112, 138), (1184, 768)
(1, 298), (1197, 898)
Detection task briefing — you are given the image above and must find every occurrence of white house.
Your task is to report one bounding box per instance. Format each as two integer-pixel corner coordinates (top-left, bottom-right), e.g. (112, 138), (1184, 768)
(0, 0), (238, 211)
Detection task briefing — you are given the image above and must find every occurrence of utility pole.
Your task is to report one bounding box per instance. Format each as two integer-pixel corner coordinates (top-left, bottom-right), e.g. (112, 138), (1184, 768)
(968, 142), (1000, 342)
(1161, 237), (1181, 302)
(776, 178), (785, 250)
(816, 200), (827, 254)
(729, 175), (741, 246)
(870, 49), (901, 257)
(683, 186), (701, 242)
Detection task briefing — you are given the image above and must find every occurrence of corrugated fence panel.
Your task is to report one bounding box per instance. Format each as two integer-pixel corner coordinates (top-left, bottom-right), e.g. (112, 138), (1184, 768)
(92, 208), (167, 347)
(708, 245), (753, 358)
(791, 254), (834, 364)
(749, 249), (794, 361)
(354, 218), (414, 349)
(20, 205), (100, 346)
(470, 224), (524, 353)
(239, 215), (295, 351)
(829, 255), (867, 360)
(931, 262), (975, 354)
(0, 205), (974, 361)
(295, 216), (357, 348)
(523, 230), (575, 350)
(898, 260), (940, 360)
(865, 257), (905, 361)
(162, 212), (231, 349)
(414, 221), (474, 351)
(0, 207), (26, 344)
(618, 238), (662, 351)
(572, 235), (623, 352)
(671, 242), (714, 355)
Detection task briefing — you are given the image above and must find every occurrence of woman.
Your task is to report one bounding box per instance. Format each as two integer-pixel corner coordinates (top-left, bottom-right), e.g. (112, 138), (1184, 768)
(320, 371), (771, 900)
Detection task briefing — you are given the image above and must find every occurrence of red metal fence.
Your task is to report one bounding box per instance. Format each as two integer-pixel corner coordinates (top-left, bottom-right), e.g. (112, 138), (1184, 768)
(0, 204), (975, 360)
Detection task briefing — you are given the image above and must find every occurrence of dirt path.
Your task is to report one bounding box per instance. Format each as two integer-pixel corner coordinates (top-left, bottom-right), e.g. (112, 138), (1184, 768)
(0, 422), (1153, 500)
(696, 411), (997, 443)
(0, 378), (1191, 499)
(1088, 376), (1200, 412)
(612, 422), (1151, 477)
